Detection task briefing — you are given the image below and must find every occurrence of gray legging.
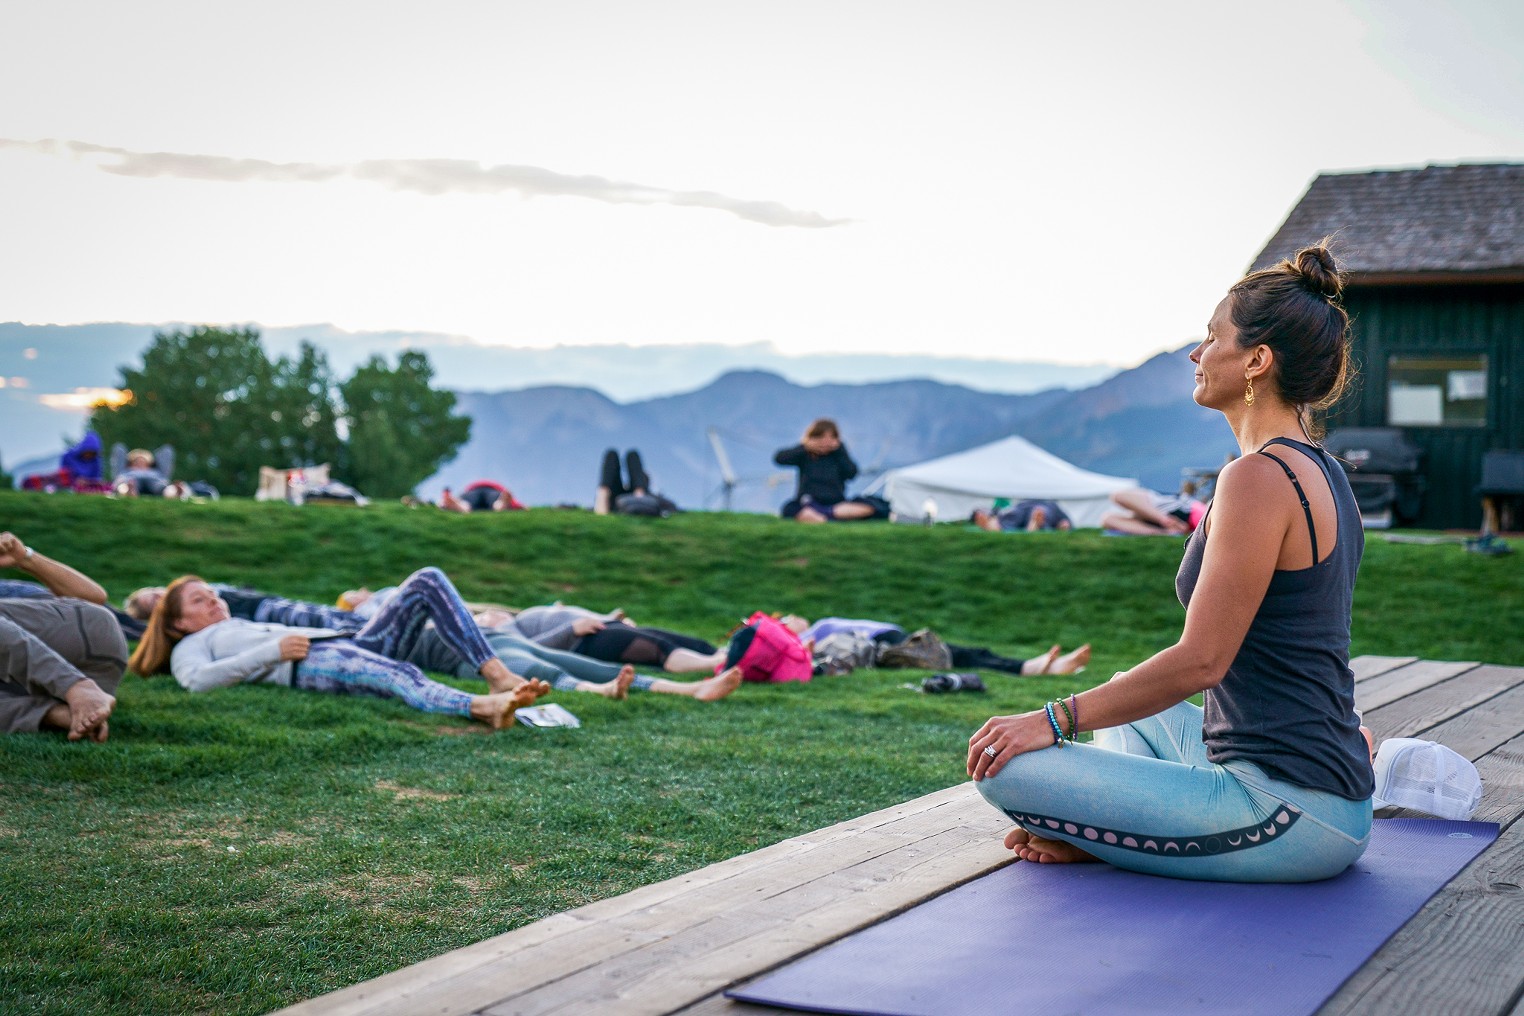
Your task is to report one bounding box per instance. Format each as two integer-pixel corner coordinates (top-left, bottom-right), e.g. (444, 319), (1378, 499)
(0, 599), (128, 732)
(406, 627), (660, 693)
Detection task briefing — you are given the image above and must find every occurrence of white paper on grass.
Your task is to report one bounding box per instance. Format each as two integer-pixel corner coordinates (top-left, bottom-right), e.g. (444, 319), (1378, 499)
(515, 703), (582, 729)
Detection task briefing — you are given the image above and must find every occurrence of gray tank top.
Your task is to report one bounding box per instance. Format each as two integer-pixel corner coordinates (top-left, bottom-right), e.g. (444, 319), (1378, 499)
(1176, 437), (1374, 800)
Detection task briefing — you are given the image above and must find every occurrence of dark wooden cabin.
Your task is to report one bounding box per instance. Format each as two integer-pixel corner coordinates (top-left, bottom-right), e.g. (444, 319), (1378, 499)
(1250, 162), (1523, 529)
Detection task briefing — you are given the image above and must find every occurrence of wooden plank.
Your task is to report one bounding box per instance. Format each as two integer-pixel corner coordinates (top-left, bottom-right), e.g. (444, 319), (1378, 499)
(276, 784), (1010, 1016)
(483, 824), (1011, 1015)
(1407, 678), (1524, 762)
(1351, 656), (1419, 682)
(1362, 665), (1524, 745)
(1356, 660), (1478, 712)
(1317, 731), (1524, 1015)
(682, 731), (1524, 1016)
(274, 790), (975, 1016)
(668, 998), (769, 1016)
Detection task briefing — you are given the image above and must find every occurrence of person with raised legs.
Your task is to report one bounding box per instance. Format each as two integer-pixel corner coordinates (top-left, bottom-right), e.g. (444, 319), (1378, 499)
(0, 532), (125, 743)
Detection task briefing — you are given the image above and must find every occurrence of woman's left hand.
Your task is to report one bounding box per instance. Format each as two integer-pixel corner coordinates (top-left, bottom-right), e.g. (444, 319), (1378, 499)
(967, 710), (1053, 780)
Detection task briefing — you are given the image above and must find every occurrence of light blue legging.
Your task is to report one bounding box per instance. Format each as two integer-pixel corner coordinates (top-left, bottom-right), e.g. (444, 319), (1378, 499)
(294, 568), (495, 718)
(457, 632), (660, 693)
(975, 701), (1372, 882)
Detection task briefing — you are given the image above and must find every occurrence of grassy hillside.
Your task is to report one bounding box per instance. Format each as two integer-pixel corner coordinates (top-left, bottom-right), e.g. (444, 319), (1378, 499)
(1, 493), (1517, 1014)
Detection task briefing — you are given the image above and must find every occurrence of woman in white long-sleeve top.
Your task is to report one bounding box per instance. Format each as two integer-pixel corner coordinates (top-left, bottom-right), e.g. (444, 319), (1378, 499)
(128, 567), (546, 730)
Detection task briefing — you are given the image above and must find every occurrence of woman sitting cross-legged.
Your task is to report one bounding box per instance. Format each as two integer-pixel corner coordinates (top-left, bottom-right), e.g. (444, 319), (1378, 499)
(128, 567), (549, 730)
(968, 243), (1375, 883)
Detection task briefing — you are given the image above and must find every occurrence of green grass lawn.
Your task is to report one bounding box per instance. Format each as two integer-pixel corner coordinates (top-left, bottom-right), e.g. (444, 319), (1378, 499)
(2, 492), (1519, 1014)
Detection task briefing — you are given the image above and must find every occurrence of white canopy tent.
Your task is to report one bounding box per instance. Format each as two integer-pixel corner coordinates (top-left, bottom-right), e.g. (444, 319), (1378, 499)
(878, 435), (1136, 528)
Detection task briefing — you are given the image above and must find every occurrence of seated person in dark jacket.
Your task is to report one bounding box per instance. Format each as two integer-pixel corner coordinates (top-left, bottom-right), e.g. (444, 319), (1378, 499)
(972, 499), (1072, 532)
(774, 418), (886, 523)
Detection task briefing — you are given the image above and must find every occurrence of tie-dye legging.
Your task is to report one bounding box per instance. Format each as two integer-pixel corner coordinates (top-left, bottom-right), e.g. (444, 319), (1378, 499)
(292, 567), (496, 717)
(975, 700), (1372, 883)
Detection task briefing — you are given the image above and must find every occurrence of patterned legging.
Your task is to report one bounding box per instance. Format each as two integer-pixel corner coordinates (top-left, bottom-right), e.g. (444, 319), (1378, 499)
(976, 700), (1371, 882)
(293, 568), (495, 717)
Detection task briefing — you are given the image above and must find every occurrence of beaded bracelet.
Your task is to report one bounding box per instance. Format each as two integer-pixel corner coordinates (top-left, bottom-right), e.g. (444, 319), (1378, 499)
(1043, 702), (1065, 746)
(1070, 694), (1080, 741)
(1056, 697), (1076, 741)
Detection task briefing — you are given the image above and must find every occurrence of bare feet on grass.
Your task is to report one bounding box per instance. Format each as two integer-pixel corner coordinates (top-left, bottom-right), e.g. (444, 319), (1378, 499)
(470, 684), (546, 730)
(1005, 826), (1099, 864)
(60, 680), (116, 742)
(1022, 646), (1062, 675)
(481, 659), (545, 696)
(1020, 644), (1090, 676)
(588, 665), (636, 700)
(1050, 644), (1090, 675)
(693, 666), (743, 702)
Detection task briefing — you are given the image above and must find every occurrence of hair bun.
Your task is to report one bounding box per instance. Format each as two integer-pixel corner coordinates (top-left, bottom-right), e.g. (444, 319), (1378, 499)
(1292, 244), (1343, 299)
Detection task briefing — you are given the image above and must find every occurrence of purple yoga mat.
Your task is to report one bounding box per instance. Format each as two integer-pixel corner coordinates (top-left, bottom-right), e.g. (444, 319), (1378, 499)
(729, 818), (1496, 1016)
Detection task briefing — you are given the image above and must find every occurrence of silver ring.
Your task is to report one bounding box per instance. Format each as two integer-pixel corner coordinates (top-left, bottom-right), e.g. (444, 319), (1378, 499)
(983, 745), (998, 759)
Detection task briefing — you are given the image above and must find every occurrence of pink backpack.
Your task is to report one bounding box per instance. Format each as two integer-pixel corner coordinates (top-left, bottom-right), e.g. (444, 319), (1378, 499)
(721, 612), (813, 684)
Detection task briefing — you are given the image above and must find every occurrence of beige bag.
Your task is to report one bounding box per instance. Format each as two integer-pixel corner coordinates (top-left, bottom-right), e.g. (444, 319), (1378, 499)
(876, 629), (953, 669)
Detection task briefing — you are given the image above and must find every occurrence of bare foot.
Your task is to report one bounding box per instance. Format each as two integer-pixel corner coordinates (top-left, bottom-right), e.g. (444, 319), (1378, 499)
(63, 680), (116, 742)
(439, 488), (470, 513)
(693, 666), (743, 702)
(1004, 826), (1100, 864)
(1021, 646), (1062, 676)
(1049, 644), (1091, 675)
(589, 665), (636, 700)
(469, 684), (545, 730)
(479, 659), (524, 694)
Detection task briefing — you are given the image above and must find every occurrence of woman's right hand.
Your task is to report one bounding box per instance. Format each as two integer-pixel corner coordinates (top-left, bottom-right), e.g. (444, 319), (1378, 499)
(278, 635), (311, 661)
(572, 618), (606, 637)
(967, 709), (1055, 781)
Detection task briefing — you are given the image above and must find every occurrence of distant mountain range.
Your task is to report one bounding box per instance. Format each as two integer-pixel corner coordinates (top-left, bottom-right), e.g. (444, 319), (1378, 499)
(0, 321), (1115, 464)
(426, 348), (1239, 512)
(3, 322), (1236, 507)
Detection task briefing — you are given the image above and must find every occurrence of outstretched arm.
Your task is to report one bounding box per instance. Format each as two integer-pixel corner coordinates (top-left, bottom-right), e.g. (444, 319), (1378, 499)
(0, 533), (108, 604)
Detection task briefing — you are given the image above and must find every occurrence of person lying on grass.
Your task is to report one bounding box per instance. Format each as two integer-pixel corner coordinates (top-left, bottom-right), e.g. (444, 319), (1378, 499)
(0, 532), (122, 743)
(967, 242), (1375, 883)
(129, 584), (742, 703)
(789, 615), (1090, 677)
(511, 603), (730, 674)
(128, 568), (547, 731)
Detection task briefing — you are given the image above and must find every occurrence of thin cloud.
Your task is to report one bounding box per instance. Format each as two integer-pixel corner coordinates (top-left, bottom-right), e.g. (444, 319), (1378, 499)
(1, 137), (851, 228)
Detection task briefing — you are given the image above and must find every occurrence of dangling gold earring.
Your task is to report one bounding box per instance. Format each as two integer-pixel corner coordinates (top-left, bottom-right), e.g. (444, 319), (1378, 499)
(1244, 374), (1255, 407)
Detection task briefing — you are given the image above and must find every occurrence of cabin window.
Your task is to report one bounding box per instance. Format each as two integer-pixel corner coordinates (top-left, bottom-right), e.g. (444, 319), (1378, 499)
(1387, 354), (1488, 428)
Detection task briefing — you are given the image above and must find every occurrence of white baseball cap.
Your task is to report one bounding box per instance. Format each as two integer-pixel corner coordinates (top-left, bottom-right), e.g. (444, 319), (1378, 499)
(1371, 738), (1483, 820)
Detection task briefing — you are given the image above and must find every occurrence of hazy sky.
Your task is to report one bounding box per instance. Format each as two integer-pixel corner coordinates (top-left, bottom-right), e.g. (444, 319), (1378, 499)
(2, 0), (1520, 372)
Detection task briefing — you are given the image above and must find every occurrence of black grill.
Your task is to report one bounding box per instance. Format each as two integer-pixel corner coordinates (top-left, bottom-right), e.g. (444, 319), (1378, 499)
(1323, 428), (1427, 526)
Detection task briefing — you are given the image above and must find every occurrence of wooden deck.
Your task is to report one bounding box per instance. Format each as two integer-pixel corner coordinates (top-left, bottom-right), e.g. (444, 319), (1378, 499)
(276, 657), (1524, 1016)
